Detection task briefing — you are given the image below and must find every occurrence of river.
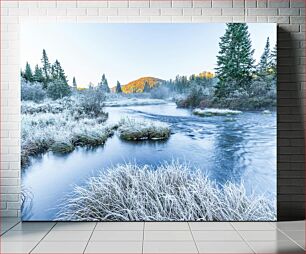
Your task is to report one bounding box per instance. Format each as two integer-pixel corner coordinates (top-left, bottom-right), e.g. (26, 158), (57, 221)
(22, 102), (276, 220)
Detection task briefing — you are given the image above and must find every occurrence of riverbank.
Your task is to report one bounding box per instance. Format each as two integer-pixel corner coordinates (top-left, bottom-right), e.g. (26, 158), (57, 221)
(21, 97), (173, 168)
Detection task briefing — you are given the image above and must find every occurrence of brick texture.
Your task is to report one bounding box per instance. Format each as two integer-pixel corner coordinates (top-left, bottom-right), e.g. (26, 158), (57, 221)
(0, 0), (305, 220)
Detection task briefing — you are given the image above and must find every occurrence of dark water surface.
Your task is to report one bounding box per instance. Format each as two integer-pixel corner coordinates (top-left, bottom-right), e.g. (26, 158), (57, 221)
(22, 103), (276, 220)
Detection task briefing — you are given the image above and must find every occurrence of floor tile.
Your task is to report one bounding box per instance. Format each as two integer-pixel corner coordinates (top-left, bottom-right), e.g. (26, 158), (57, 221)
(144, 230), (193, 241)
(90, 230), (143, 241)
(95, 222), (143, 231)
(231, 222), (276, 231)
(239, 230), (291, 241)
(0, 230), (48, 242)
(145, 222), (189, 231)
(143, 241), (198, 253)
(282, 230), (305, 249)
(0, 221), (21, 234)
(52, 222), (96, 231)
(42, 230), (92, 242)
(249, 240), (304, 253)
(11, 222), (55, 231)
(197, 241), (253, 253)
(275, 221), (305, 231)
(189, 222), (234, 231)
(85, 241), (142, 253)
(192, 230), (242, 241)
(0, 241), (37, 253)
(32, 241), (87, 253)
(1, 221), (20, 229)
(282, 230), (305, 241)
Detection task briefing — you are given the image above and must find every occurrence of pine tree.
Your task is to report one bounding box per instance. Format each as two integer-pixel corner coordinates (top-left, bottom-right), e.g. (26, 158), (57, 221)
(215, 23), (255, 98)
(268, 44), (277, 74)
(116, 81), (122, 93)
(24, 62), (33, 82)
(41, 49), (51, 86)
(257, 37), (271, 75)
(52, 60), (68, 85)
(20, 69), (25, 79)
(47, 79), (71, 100)
(33, 64), (44, 83)
(73, 77), (77, 88)
(143, 81), (151, 92)
(99, 74), (110, 93)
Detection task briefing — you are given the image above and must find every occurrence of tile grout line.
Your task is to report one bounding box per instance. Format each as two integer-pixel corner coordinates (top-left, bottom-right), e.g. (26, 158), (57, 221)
(187, 222), (200, 254)
(83, 222), (97, 254)
(141, 222), (145, 254)
(0, 220), (20, 236)
(276, 227), (306, 251)
(229, 222), (256, 254)
(29, 222), (58, 254)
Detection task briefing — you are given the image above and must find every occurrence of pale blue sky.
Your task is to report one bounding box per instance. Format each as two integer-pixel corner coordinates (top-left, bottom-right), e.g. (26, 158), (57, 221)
(21, 23), (276, 88)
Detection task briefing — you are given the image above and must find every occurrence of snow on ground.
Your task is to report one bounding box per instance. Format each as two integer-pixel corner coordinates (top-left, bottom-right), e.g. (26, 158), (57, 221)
(193, 108), (242, 117)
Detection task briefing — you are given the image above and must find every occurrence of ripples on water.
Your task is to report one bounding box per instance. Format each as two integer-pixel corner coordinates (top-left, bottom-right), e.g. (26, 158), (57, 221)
(22, 103), (276, 220)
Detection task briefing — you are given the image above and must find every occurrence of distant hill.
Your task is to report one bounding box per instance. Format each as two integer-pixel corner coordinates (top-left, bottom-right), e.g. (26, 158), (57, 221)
(120, 77), (163, 93)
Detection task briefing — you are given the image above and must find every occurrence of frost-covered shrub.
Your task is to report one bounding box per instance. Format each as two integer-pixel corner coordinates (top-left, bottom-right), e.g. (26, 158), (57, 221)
(22, 99), (67, 114)
(21, 80), (46, 102)
(193, 108), (242, 117)
(72, 127), (113, 147)
(77, 89), (106, 117)
(56, 161), (276, 221)
(50, 140), (75, 154)
(118, 117), (171, 141)
(21, 106), (113, 167)
(176, 87), (206, 108)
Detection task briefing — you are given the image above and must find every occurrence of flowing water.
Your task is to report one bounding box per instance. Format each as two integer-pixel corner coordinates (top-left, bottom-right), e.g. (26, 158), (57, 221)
(22, 102), (276, 220)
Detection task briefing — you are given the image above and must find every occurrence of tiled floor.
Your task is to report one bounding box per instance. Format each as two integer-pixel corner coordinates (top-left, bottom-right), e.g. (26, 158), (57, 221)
(0, 218), (304, 253)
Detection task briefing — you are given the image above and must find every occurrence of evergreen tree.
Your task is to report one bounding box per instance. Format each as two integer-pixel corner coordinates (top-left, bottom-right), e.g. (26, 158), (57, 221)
(47, 79), (71, 100)
(33, 64), (44, 83)
(269, 44), (277, 74)
(257, 37), (271, 75)
(88, 82), (94, 89)
(52, 60), (68, 84)
(41, 49), (51, 86)
(115, 81), (122, 93)
(99, 74), (110, 93)
(24, 62), (33, 82)
(174, 75), (189, 92)
(143, 81), (151, 92)
(72, 77), (77, 88)
(20, 69), (25, 79)
(215, 23), (255, 98)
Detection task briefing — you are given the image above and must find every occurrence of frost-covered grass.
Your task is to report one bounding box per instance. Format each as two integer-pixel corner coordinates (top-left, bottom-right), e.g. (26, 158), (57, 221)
(117, 117), (171, 141)
(193, 108), (242, 117)
(56, 161), (276, 221)
(21, 96), (112, 167)
(104, 98), (167, 107)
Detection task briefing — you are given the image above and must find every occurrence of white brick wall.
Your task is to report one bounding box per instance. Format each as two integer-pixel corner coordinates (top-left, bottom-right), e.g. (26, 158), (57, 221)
(0, 0), (305, 218)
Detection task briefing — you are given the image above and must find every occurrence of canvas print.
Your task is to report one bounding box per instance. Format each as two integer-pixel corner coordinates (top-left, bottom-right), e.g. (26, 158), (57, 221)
(21, 24), (277, 221)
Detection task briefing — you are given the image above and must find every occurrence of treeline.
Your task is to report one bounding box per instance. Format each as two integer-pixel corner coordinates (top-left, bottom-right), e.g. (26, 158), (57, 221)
(21, 49), (118, 101)
(176, 23), (276, 110)
(21, 49), (72, 100)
